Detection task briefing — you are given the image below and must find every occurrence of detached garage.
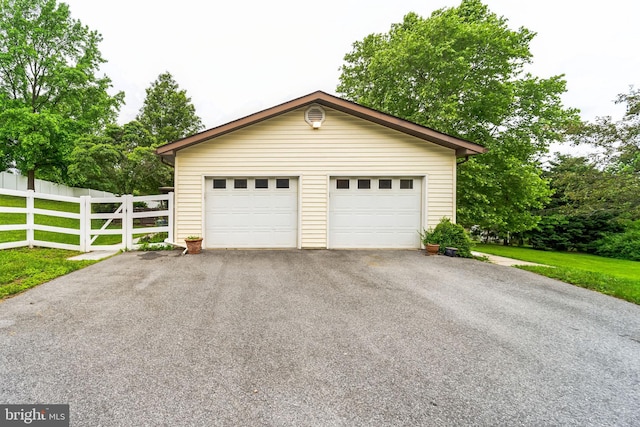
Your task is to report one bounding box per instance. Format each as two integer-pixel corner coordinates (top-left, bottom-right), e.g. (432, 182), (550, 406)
(156, 91), (486, 249)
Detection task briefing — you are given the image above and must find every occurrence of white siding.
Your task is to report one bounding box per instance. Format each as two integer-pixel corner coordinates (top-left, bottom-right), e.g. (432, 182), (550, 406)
(174, 107), (456, 248)
(301, 174), (328, 248)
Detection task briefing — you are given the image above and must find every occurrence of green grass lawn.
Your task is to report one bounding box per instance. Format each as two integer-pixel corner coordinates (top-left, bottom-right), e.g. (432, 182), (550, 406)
(1, 193), (168, 299)
(0, 194), (27, 243)
(474, 243), (640, 304)
(0, 247), (97, 299)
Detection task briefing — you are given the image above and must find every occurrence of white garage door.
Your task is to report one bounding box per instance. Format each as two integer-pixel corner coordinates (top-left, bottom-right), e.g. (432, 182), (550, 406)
(329, 177), (422, 248)
(205, 177), (298, 248)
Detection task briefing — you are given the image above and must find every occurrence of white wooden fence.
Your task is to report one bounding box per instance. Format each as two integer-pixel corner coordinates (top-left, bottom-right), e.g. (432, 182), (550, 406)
(0, 171), (115, 198)
(0, 188), (173, 252)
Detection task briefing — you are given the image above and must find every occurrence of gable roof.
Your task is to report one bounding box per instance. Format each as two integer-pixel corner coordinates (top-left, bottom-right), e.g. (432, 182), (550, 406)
(156, 91), (487, 165)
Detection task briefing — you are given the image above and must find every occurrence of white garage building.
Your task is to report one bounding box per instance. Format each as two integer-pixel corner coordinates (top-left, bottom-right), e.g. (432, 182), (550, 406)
(156, 91), (486, 249)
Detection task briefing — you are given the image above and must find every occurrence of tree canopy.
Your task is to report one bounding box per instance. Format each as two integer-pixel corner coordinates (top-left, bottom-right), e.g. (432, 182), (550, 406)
(137, 72), (204, 145)
(0, 0), (122, 189)
(337, 0), (580, 234)
(577, 87), (640, 177)
(68, 72), (203, 195)
(68, 121), (167, 195)
(521, 86), (640, 258)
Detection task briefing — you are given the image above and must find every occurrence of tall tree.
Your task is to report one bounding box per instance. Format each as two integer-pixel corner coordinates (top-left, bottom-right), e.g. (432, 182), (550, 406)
(570, 86), (640, 220)
(525, 154), (625, 252)
(544, 154), (639, 220)
(578, 87), (640, 174)
(337, 0), (580, 235)
(0, 0), (122, 189)
(68, 72), (203, 195)
(137, 72), (203, 145)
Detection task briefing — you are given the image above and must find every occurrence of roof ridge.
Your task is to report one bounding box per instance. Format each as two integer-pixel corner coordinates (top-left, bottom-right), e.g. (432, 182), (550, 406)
(156, 91), (487, 162)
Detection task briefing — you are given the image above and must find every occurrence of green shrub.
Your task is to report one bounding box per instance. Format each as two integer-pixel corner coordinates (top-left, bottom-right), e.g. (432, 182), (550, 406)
(421, 218), (472, 257)
(527, 212), (622, 252)
(137, 232), (168, 244)
(594, 221), (640, 261)
(137, 242), (174, 251)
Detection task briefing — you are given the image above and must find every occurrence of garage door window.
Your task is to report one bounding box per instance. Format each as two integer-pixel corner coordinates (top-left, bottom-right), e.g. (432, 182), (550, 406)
(234, 179), (248, 189)
(276, 179), (290, 189)
(400, 179), (413, 189)
(336, 179), (349, 189)
(378, 179), (392, 189)
(213, 179), (226, 189)
(255, 179), (268, 189)
(358, 179), (371, 189)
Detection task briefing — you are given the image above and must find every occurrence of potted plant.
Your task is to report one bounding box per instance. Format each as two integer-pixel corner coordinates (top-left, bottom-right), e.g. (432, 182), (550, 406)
(185, 236), (203, 254)
(419, 228), (440, 256)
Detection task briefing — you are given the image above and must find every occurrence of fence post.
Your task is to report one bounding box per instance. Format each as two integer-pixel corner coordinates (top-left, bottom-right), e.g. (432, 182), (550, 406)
(125, 194), (134, 250)
(168, 192), (174, 245)
(87, 196), (95, 251)
(26, 190), (35, 248)
(79, 196), (90, 252)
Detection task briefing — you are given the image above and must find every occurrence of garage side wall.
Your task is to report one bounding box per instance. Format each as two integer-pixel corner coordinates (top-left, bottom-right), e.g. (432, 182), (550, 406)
(174, 107), (456, 248)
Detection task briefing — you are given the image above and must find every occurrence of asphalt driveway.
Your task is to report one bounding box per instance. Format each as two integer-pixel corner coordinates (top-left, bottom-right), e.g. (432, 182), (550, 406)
(1, 250), (639, 426)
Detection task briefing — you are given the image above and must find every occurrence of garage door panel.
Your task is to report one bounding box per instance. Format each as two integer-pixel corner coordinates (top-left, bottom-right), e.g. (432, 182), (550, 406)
(205, 178), (298, 248)
(252, 194), (277, 209)
(329, 177), (421, 249)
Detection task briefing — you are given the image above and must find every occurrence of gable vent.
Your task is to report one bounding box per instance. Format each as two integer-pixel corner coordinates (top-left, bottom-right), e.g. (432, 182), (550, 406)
(305, 105), (326, 128)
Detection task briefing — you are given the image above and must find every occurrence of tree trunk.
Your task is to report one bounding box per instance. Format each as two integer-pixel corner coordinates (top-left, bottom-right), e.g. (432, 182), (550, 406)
(503, 232), (510, 246)
(27, 169), (36, 191)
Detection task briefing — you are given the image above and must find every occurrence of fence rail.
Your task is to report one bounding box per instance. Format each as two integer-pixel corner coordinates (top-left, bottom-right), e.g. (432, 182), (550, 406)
(0, 188), (173, 252)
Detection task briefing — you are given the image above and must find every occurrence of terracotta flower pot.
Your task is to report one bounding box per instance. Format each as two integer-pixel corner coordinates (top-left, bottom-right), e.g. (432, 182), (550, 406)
(425, 243), (440, 256)
(185, 237), (203, 254)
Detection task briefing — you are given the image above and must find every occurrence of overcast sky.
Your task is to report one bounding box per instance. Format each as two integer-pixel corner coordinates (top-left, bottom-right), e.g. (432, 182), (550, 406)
(64, 0), (639, 130)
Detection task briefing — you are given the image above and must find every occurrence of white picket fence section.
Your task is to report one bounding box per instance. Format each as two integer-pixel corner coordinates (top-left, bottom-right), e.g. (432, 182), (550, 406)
(0, 188), (173, 252)
(0, 171), (115, 198)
